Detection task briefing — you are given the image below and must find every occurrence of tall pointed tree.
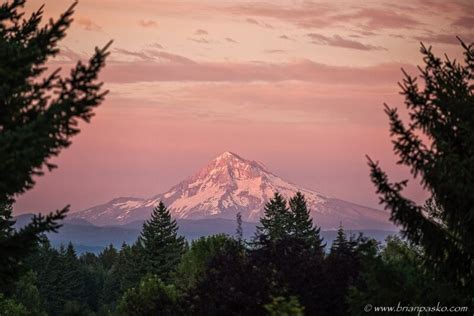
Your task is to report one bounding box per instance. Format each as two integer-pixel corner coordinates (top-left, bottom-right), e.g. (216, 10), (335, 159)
(330, 223), (351, 256)
(367, 40), (474, 290)
(98, 244), (119, 270)
(0, 0), (109, 294)
(61, 243), (85, 303)
(255, 192), (292, 242)
(0, 0), (110, 202)
(0, 202), (65, 294)
(326, 224), (359, 316)
(288, 192), (325, 253)
(138, 201), (186, 281)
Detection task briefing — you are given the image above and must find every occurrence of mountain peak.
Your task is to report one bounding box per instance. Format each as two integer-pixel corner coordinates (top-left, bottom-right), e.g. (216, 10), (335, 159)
(213, 151), (246, 164)
(193, 152), (264, 185)
(216, 151), (240, 159)
(71, 152), (394, 230)
(203, 151), (270, 180)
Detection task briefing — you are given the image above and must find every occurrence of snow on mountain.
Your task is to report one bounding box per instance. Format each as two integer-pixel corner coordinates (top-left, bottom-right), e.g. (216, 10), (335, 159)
(71, 152), (395, 230)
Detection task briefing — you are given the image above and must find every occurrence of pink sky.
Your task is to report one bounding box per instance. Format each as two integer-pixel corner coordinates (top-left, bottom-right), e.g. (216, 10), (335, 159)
(14, 0), (473, 214)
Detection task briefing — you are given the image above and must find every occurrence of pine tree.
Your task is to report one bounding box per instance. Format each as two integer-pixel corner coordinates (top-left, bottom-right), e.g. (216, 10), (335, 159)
(174, 234), (230, 291)
(0, 0), (110, 202)
(138, 201), (186, 281)
(0, 202), (15, 237)
(256, 192), (292, 242)
(0, 0), (109, 294)
(113, 243), (143, 293)
(326, 224), (358, 316)
(192, 238), (268, 315)
(62, 243), (85, 302)
(29, 241), (65, 315)
(99, 244), (118, 270)
(13, 270), (46, 316)
(330, 223), (351, 256)
(367, 40), (474, 290)
(288, 192), (325, 253)
(251, 193), (328, 314)
(348, 236), (469, 315)
(0, 202), (65, 294)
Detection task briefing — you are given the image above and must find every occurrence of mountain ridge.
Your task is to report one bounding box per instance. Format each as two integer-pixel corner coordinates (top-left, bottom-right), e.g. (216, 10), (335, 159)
(71, 152), (396, 230)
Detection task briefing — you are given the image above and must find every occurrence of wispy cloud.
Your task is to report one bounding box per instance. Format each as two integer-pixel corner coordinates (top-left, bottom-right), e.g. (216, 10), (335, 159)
(264, 49), (286, 54)
(99, 58), (414, 85)
(139, 20), (159, 28)
(414, 33), (473, 45)
(231, 2), (334, 29)
(114, 48), (153, 61)
(279, 35), (295, 41)
(452, 16), (474, 29)
(150, 42), (165, 49)
(189, 38), (210, 44)
(145, 50), (196, 64)
(225, 37), (238, 44)
(246, 18), (274, 29)
(195, 29), (209, 35)
(113, 48), (196, 64)
(307, 33), (386, 51)
(76, 18), (102, 31)
(229, 2), (423, 31)
(339, 8), (421, 30)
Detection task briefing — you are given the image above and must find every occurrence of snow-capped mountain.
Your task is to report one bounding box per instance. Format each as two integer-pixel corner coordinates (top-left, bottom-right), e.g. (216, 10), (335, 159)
(71, 152), (395, 230)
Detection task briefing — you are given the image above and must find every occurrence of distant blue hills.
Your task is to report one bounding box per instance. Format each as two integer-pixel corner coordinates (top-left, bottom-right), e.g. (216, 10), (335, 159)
(14, 213), (398, 254)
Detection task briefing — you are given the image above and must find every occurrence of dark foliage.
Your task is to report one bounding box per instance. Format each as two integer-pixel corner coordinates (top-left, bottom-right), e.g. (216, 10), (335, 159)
(190, 238), (270, 315)
(0, 0), (110, 202)
(0, 0), (109, 297)
(367, 40), (474, 292)
(138, 201), (186, 281)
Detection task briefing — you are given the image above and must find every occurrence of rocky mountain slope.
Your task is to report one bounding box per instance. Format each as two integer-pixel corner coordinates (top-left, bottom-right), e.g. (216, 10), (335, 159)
(71, 152), (395, 230)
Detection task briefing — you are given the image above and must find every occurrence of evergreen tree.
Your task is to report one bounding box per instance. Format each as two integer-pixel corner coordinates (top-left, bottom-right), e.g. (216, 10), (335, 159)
(288, 192), (325, 253)
(325, 224), (360, 316)
(99, 244), (119, 270)
(81, 262), (105, 313)
(174, 234), (230, 291)
(367, 40), (474, 291)
(250, 192), (329, 314)
(114, 243), (143, 293)
(0, 202), (65, 294)
(0, 0), (110, 202)
(330, 223), (351, 256)
(29, 241), (65, 315)
(191, 239), (269, 315)
(61, 243), (86, 303)
(13, 270), (47, 316)
(138, 201), (186, 281)
(0, 0), (109, 294)
(256, 192), (292, 242)
(101, 268), (121, 308)
(348, 236), (468, 315)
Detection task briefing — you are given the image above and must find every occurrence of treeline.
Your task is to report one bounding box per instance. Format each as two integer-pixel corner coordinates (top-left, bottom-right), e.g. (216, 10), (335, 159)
(1, 193), (468, 315)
